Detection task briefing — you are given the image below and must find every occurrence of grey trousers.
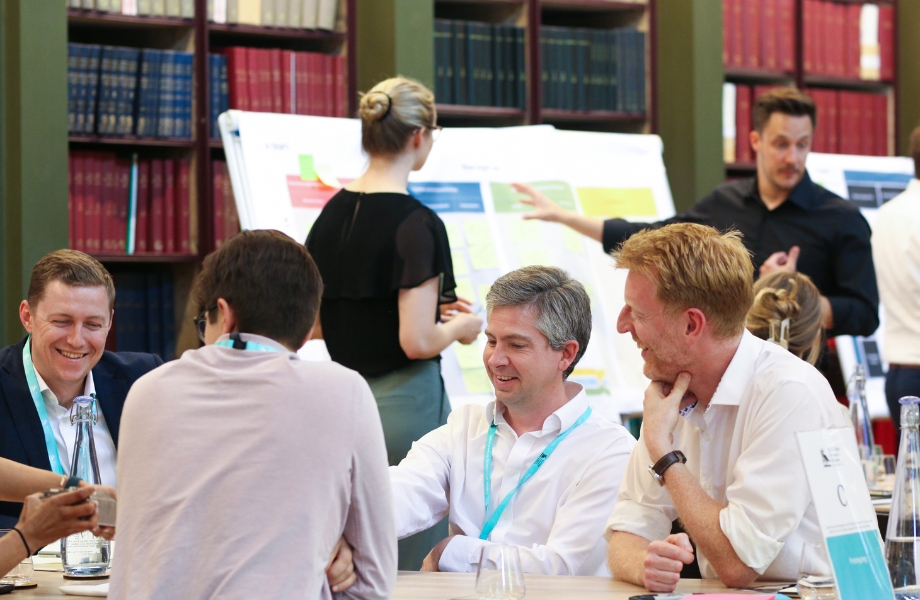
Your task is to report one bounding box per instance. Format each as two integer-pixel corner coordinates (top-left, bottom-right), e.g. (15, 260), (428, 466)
(365, 359), (451, 570)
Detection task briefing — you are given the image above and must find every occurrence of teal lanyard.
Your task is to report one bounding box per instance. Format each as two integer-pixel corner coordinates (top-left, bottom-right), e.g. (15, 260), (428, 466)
(214, 338), (282, 353)
(480, 406), (592, 540)
(22, 337), (67, 475)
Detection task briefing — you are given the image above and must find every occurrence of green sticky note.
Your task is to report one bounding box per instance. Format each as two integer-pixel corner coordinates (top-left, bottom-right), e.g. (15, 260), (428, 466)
(583, 283), (595, 306)
(490, 181), (577, 213)
(454, 277), (475, 302)
(518, 247), (552, 268)
(454, 341), (483, 370)
(469, 244), (499, 271)
(298, 154), (317, 181)
(563, 227), (585, 255)
(451, 250), (469, 277)
(463, 220), (492, 246)
(445, 222), (464, 248)
(462, 367), (493, 395)
(477, 284), (492, 304)
(510, 219), (543, 244)
(576, 187), (657, 218)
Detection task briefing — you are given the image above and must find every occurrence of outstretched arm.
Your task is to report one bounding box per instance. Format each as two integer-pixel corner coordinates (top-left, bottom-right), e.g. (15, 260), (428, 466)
(515, 183), (604, 242)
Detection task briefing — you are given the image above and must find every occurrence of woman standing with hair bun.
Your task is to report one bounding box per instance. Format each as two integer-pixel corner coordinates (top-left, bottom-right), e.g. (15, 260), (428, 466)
(306, 77), (482, 569)
(746, 271), (824, 366)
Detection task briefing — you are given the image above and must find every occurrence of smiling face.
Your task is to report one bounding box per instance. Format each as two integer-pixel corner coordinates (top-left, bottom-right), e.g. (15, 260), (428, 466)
(19, 280), (111, 401)
(616, 270), (690, 384)
(483, 304), (568, 411)
(752, 112), (813, 195)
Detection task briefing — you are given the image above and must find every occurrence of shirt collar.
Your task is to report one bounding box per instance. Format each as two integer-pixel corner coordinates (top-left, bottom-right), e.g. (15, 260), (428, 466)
(749, 169), (817, 211)
(34, 368), (96, 409)
(486, 381), (589, 436)
(906, 179), (920, 195)
(709, 330), (762, 407)
(213, 333), (297, 356)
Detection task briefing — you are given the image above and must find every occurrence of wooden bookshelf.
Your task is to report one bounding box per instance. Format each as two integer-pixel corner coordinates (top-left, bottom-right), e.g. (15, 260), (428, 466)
(69, 135), (197, 148)
(94, 254), (199, 263)
(724, 66), (795, 84)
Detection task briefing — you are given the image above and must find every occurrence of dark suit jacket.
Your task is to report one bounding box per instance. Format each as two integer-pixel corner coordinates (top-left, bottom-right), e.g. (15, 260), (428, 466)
(0, 337), (162, 527)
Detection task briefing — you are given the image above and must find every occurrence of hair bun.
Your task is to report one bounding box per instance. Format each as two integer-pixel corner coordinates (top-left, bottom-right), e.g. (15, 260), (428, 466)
(358, 92), (390, 122)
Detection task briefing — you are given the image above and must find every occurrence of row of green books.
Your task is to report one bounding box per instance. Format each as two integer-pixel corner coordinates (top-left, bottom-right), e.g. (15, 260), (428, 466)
(541, 26), (646, 114)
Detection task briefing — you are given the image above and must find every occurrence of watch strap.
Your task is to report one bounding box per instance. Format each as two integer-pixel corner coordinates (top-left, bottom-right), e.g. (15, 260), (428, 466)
(649, 450), (687, 486)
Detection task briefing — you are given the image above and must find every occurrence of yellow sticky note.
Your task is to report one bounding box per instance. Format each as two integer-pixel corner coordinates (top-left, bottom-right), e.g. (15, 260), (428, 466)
(454, 342), (483, 370)
(563, 227), (585, 255)
(463, 220), (492, 246)
(454, 277), (475, 302)
(468, 244), (499, 271)
(583, 284), (595, 306)
(462, 367), (493, 395)
(577, 187), (657, 218)
(445, 222), (464, 248)
(314, 164), (341, 188)
(298, 154), (317, 181)
(510, 219), (543, 245)
(451, 250), (469, 277)
(518, 247), (552, 267)
(477, 284), (492, 304)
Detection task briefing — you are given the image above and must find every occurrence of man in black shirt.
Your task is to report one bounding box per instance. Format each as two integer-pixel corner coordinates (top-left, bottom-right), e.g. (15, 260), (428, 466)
(516, 87), (878, 338)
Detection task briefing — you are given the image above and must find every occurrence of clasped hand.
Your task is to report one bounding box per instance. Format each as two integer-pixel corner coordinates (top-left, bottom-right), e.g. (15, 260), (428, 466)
(641, 372), (692, 463)
(643, 533), (695, 592)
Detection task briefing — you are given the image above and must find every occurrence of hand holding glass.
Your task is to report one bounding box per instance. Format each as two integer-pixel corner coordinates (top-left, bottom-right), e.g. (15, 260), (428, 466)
(475, 544), (525, 600)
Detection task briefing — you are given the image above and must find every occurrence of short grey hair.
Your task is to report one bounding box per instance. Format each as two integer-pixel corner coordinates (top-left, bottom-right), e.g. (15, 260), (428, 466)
(486, 266), (591, 379)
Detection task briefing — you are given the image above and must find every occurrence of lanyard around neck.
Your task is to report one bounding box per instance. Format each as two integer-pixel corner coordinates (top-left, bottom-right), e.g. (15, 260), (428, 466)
(480, 406), (592, 541)
(214, 333), (281, 353)
(22, 337), (67, 475)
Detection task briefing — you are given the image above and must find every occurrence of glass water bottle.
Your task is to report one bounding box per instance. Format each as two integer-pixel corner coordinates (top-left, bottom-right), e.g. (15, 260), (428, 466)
(885, 396), (920, 599)
(849, 364), (875, 460)
(61, 395), (111, 576)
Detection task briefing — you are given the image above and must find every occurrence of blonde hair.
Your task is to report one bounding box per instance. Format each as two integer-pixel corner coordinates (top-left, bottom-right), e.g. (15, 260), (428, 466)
(357, 77), (435, 156)
(747, 272), (823, 365)
(612, 223), (754, 339)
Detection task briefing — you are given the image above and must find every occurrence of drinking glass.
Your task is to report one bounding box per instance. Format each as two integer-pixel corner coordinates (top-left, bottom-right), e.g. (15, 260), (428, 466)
(797, 541), (836, 600)
(0, 529), (33, 585)
(475, 544), (525, 600)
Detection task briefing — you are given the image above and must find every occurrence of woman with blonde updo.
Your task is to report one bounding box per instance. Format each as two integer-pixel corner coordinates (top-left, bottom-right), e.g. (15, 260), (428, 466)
(306, 77), (482, 568)
(747, 271), (824, 365)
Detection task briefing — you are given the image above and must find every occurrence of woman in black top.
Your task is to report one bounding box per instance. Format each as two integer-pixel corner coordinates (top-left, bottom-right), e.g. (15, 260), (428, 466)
(306, 77), (482, 463)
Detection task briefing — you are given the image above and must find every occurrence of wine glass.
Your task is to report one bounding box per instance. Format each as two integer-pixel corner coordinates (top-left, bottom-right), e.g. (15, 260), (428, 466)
(0, 530), (33, 585)
(475, 544), (525, 600)
(797, 541), (836, 600)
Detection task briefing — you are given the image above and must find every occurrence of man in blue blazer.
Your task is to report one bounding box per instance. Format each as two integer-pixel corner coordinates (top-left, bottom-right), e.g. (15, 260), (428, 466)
(0, 250), (162, 527)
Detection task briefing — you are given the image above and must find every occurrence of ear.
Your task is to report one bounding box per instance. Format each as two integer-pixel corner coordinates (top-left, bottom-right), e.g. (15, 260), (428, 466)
(558, 340), (579, 374)
(216, 298), (238, 335)
(683, 308), (706, 344)
(19, 301), (33, 334)
(412, 128), (425, 150)
(749, 129), (761, 155)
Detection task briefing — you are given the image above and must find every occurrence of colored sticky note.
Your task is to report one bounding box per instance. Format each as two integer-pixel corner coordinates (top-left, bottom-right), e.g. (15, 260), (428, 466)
(454, 277), (475, 303)
(462, 367), (493, 395)
(314, 164), (341, 188)
(517, 247), (552, 267)
(451, 250), (469, 277)
(477, 284), (492, 305)
(510, 219), (543, 244)
(445, 222), (464, 248)
(583, 284), (596, 305)
(490, 181), (577, 213)
(454, 342), (484, 370)
(577, 187), (657, 218)
(463, 220), (492, 246)
(468, 244), (499, 271)
(563, 227), (585, 255)
(298, 154), (317, 181)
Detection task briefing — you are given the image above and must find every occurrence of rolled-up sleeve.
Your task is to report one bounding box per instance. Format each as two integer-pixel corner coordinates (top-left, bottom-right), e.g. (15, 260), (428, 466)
(389, 423), (454, 540)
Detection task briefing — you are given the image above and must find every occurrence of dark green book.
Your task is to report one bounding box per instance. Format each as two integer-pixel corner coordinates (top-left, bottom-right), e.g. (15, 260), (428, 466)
(515, 27), (526, 109)
(452, 21), (468, 106)
(493, 25), (505, 108)
(434, 19), (452, 104)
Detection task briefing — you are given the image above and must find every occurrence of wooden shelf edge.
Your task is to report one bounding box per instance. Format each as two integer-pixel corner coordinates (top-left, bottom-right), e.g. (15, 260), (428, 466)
(436, 0), (525, 4)
(541, 0), (647, 12)
(207, 22), (345, 42)
(436, 104), (526, 118)
(725, 162), (756, 172)
(69, 135), (196, 148)
(92, 254), (199, 264)
(802, 74), (894, 91)
(67, 9), (193, 28)
(724, 66), (795, 84)
(541, 108), (646, 123)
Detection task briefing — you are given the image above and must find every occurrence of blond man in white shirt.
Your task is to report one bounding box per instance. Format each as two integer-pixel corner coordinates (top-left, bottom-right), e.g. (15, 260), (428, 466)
(390, 266), (635, 575)
(605, 223), (848, 591)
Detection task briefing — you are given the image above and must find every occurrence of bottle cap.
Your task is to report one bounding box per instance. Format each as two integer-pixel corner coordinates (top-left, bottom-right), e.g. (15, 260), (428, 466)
(900, 396), (920, 428)
(73, 395), (95, 405)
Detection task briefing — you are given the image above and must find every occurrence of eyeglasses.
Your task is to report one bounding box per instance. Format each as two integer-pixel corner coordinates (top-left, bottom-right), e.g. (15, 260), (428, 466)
(429, 125), (443, 142)
(193, 304), (217, 343)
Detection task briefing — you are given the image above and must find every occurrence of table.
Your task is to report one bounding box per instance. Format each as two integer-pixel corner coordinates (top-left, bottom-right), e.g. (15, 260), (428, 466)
(13, 569), (754, 599)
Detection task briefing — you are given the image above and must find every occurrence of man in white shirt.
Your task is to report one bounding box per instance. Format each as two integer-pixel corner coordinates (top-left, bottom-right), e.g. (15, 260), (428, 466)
(873, 126), (920, 436)
(605, 223), (848, 591)
(390, 265), (636, 575)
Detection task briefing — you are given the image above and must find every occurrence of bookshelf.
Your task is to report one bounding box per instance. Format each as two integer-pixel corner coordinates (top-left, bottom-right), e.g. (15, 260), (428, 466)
(61, 0), (357, 357)
(722, 0), (898, 178)
(429, 0), (655, 133)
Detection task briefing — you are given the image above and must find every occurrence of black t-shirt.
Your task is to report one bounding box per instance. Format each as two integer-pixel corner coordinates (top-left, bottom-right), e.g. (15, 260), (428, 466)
(600, 171), (879, 338)
(306, 189), (457, 377)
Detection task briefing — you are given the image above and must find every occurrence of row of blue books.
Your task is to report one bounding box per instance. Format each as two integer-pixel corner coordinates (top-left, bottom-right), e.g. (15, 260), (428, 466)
(111, 271), (177, 361)
(68, 43), (194, 139)
(208, 54), (230, 140)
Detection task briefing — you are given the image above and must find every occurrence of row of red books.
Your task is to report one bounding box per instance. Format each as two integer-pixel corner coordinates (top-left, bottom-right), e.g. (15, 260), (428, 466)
(212, 160), (241, 249)
(68, 152), (192, 256)
(803, 0), (894, 80)
(221, 47), (348, 118)
(723, 0), (795, 72)
(732, 85), (888, 162)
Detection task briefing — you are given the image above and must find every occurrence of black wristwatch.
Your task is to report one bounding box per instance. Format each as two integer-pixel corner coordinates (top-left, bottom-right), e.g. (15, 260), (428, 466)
(648, 450), (687, 486)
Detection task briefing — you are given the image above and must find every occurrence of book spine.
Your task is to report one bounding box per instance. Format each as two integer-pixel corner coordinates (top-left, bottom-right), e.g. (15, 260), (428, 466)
(434, 20), (449, 104)
(146, 273), (163, 358)
(860, 92), (874, 156)
(163, 159), (176, 253)
(150, 158), (165, 253)
(815, 0), (827, 75)
(260, 48), (272, 114)
(876, 93), (888, 156)
(122, 48), (140, 135)
(127, 153), (138, 254)
(220, 54), (230, 118)
(742, 0), (761, 68)
(879, 5), (894, 81)
(803, 0), (814, 74)
(212, 160), (225, 249)
(88, 153), (103, 254)
(156, 51), (173, 137)
(281, 50), (294, 113)
(271, 48), (284, 113)
(762, 0), (778, 71)
(73, 153), (86, 252)
(779, 0), (795, 72)
(181, 52), (194, 138)
(68, 44), (79, 133)
(116, 157), (131, 253)
(135, 159), (150, 253)
(845, 4), (861, 80)
(177, 159), (191, 254)
(222, 160), (235, 238)
(735, 85), (752, 163)
(276, 0), (288, 27)
(246, 47), (260, 112)
(452, 21), (467, 106)
(102, 156), (116, 252)
(515, 27), (525, 110)
(334, 54), (346, 117)
(827, 89), (839, 154)
(209, 54), (220, 138)
(288, 0), (301, 28)
(722, 0), (732, 67)
(160, 273), (176, 361)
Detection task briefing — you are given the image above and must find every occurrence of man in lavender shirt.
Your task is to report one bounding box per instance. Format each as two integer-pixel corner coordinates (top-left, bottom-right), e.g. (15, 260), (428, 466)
(110, 230), (396, 600)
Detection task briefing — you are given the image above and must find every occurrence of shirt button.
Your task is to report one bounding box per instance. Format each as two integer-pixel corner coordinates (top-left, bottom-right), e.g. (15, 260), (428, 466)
(508, 470), (515, 476)
(704, 434), (713, 442)
(703, 482), (712, 490)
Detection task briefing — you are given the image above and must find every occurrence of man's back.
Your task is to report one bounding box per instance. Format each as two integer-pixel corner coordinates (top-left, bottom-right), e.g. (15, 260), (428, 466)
(109, 337), (396, 600)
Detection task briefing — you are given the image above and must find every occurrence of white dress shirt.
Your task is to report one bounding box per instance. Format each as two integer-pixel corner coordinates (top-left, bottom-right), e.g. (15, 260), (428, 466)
(390, 382), (636, 575)
(872, 178), (920, 365)
(34, 369), (117, 487)
(605, 331), (849, 581)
